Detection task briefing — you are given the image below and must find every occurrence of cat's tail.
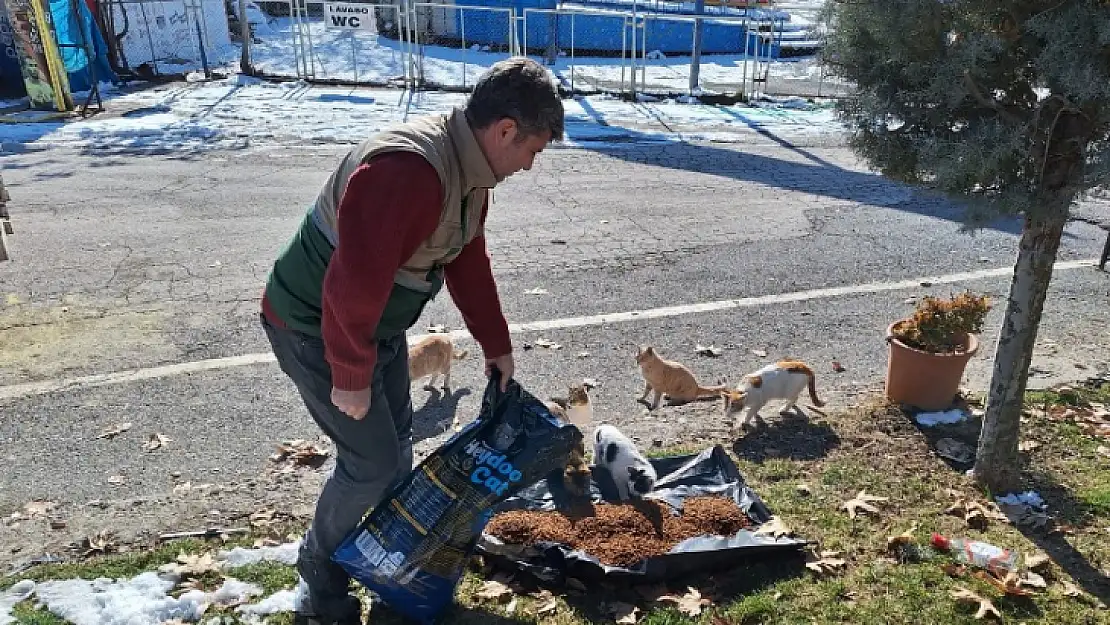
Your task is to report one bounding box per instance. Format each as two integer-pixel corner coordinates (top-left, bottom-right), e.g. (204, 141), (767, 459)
(453, 349), (469, 360)
(696, 384), (729, 398)
(805, 370), (825, 407)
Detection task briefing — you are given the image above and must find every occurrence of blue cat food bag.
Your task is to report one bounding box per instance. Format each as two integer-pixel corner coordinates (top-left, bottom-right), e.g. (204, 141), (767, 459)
(333, 370), (581, 624)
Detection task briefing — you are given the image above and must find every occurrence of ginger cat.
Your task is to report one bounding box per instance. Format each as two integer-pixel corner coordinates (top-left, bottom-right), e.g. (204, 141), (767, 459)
(408, 335), (468, 391)
(723, 360), (826, 431)
(548, 384), (594, 497)
(635, 345), (726, 410)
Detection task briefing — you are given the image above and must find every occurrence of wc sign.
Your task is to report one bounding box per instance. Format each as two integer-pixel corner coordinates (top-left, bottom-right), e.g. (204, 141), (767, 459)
(324, 2), (375, 30)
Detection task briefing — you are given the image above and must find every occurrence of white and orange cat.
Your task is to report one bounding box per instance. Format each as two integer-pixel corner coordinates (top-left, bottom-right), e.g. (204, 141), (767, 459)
(722, 360), (826, 431)
(635, 345), (726, 410)
(408, 335), (468, 391)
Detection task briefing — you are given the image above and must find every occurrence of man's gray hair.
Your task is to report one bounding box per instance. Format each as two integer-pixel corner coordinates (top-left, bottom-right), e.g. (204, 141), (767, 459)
(465, 57), (565, 142)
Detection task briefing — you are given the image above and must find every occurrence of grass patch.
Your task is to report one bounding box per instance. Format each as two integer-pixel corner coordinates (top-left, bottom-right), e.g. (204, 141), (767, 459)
(4, 389), (1108, 625)
(10, 601), (67, 625)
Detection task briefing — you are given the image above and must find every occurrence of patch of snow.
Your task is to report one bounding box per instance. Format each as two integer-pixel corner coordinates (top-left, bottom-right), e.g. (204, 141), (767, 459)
(0, 580), (36, 625)
(33, 571), (207, 625)
(915, 409), (969, 426)
(218, 539), (302, 568)
(238, 589), (297, 619)
(996, 490), (1046, 510)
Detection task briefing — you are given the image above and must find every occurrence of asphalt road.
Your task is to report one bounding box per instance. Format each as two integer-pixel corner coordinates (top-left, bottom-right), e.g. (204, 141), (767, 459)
(1, 134), (1108, 568)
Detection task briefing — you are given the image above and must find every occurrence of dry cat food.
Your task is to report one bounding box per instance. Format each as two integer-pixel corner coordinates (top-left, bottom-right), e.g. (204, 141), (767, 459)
(485, 496), (752, 567)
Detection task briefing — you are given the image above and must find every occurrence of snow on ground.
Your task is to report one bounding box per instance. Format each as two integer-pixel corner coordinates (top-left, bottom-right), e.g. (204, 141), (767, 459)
(0, 541), (309, 624)
(237, 10), (846, 96)
(0, 74), (843, 153)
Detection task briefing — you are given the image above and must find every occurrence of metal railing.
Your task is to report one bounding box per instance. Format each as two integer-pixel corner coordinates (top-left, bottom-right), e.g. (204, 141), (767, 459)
(240, 0), (844, 99)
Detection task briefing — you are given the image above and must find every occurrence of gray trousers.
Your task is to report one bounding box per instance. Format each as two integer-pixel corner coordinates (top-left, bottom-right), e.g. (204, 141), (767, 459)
(261, 315), (414, 619)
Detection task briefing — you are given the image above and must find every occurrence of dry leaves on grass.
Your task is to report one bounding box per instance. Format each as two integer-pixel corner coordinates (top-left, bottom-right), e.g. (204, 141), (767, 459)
(475, 579), (516, 603)
(1025, 551), (1052, 574)
(805, 550), (848, 577)
(974, 570), (1033, 597)
(754, 516), (793, 539)
(95, 422), (132, 440)
(950, 587), (1001, 620)
(659, 587), (712, 617)
(144, 433), (172, 452)
(603, 601), (641, 624)
(842, 490), (888, 519)
(159, 553), (222, 585)
(269, 440), (330, 469)
(944, 491), (1009, 529)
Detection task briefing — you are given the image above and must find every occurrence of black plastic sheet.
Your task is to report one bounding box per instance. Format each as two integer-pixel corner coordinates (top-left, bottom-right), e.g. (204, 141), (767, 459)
(476, 445), (810, 584)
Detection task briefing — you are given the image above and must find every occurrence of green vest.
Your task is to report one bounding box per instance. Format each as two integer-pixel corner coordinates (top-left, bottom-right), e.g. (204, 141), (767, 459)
(264, 107), (495, 339)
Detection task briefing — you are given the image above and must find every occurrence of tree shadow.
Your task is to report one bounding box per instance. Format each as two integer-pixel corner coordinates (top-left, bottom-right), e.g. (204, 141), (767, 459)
(411, 386), (472, 444)
(731, 410), (841, 463)
(566, 107), (1054, 238)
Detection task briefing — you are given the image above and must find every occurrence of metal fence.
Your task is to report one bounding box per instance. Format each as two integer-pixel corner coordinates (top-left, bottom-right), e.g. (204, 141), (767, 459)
(93, 0), (847, 100)
(97, 0), (233, 78)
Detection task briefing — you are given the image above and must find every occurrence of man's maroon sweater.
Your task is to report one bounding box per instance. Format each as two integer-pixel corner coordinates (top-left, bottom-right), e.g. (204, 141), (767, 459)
(262, 152), (511, 390)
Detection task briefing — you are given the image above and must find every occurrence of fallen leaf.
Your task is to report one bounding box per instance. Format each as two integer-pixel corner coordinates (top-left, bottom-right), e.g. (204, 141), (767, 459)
(82, 531), (115, 557)
(805, 550), (847, 576)
(95, 422), (132, 440)
(1061, 580), (1083, 598)
(533, 338), (563, 350)
(577, 351), (591, 359)
(796, 483), (812, 496)
(1025, 551), (1052, 573)
(1018, 440), (1041, 453)
(751, 349), (768, 358)
(248, 508), (277, 528)
(475, 579), (514, 602)
(832, 360), (846, 373)
(695, 344), (723, 357)
(603, 601), (640, 623)
(659, 587), (711, 617)
(144, 433), (172, 452)
(842, 489), (889, 519)
(504, 596), (518, 615)
(754, 516), (793, 539)
(525, 288), (549, 295)
(535, 596), (559, 616)
(942, 563), (968, 577)
(426, 324), (447, 333)
(107, 475), (126, 486)
(1019, 571), (1047, 589)
(160, 552), (220, 577)
(270, 440), (330, 469)
(886, 523), (918, 551)
(950, 587), (1001, 619)
(974, 570), (1032, 596)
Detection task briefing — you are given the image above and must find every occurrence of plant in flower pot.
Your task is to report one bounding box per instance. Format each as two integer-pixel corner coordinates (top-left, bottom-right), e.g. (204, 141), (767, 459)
(885, 291), (991, 411)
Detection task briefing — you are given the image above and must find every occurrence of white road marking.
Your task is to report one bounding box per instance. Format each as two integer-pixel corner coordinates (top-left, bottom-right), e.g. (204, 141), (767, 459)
(0, 259), (1097, 401)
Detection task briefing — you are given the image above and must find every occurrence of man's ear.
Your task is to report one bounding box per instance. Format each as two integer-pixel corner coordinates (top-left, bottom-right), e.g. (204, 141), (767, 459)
(493, 117), (517, 143)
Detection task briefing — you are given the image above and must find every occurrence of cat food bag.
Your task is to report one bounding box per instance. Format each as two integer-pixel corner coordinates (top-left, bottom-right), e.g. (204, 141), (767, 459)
(332, 370), (582, 624)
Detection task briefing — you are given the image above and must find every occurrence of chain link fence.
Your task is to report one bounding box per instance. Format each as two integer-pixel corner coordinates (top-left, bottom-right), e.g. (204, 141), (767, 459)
(96, 0), (235, 77)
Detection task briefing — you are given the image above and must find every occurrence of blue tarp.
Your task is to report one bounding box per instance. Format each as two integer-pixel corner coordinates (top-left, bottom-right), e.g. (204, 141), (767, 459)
(49, 0), (117, 92)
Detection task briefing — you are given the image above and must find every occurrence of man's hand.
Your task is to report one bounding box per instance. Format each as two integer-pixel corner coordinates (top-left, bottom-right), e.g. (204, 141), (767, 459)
(484, 354), (515, 392)
(331, 386), (371, 419)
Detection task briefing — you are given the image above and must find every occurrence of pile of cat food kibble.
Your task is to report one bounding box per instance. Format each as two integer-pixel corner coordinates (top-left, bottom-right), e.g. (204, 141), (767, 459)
(485, 496), (751, 567)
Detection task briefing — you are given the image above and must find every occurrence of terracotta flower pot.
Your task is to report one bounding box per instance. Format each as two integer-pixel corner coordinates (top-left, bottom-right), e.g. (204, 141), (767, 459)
(884, 320), (980, 411)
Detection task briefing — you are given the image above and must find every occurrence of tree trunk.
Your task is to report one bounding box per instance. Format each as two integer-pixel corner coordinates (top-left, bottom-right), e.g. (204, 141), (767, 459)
(973, 208), (1068, 494)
